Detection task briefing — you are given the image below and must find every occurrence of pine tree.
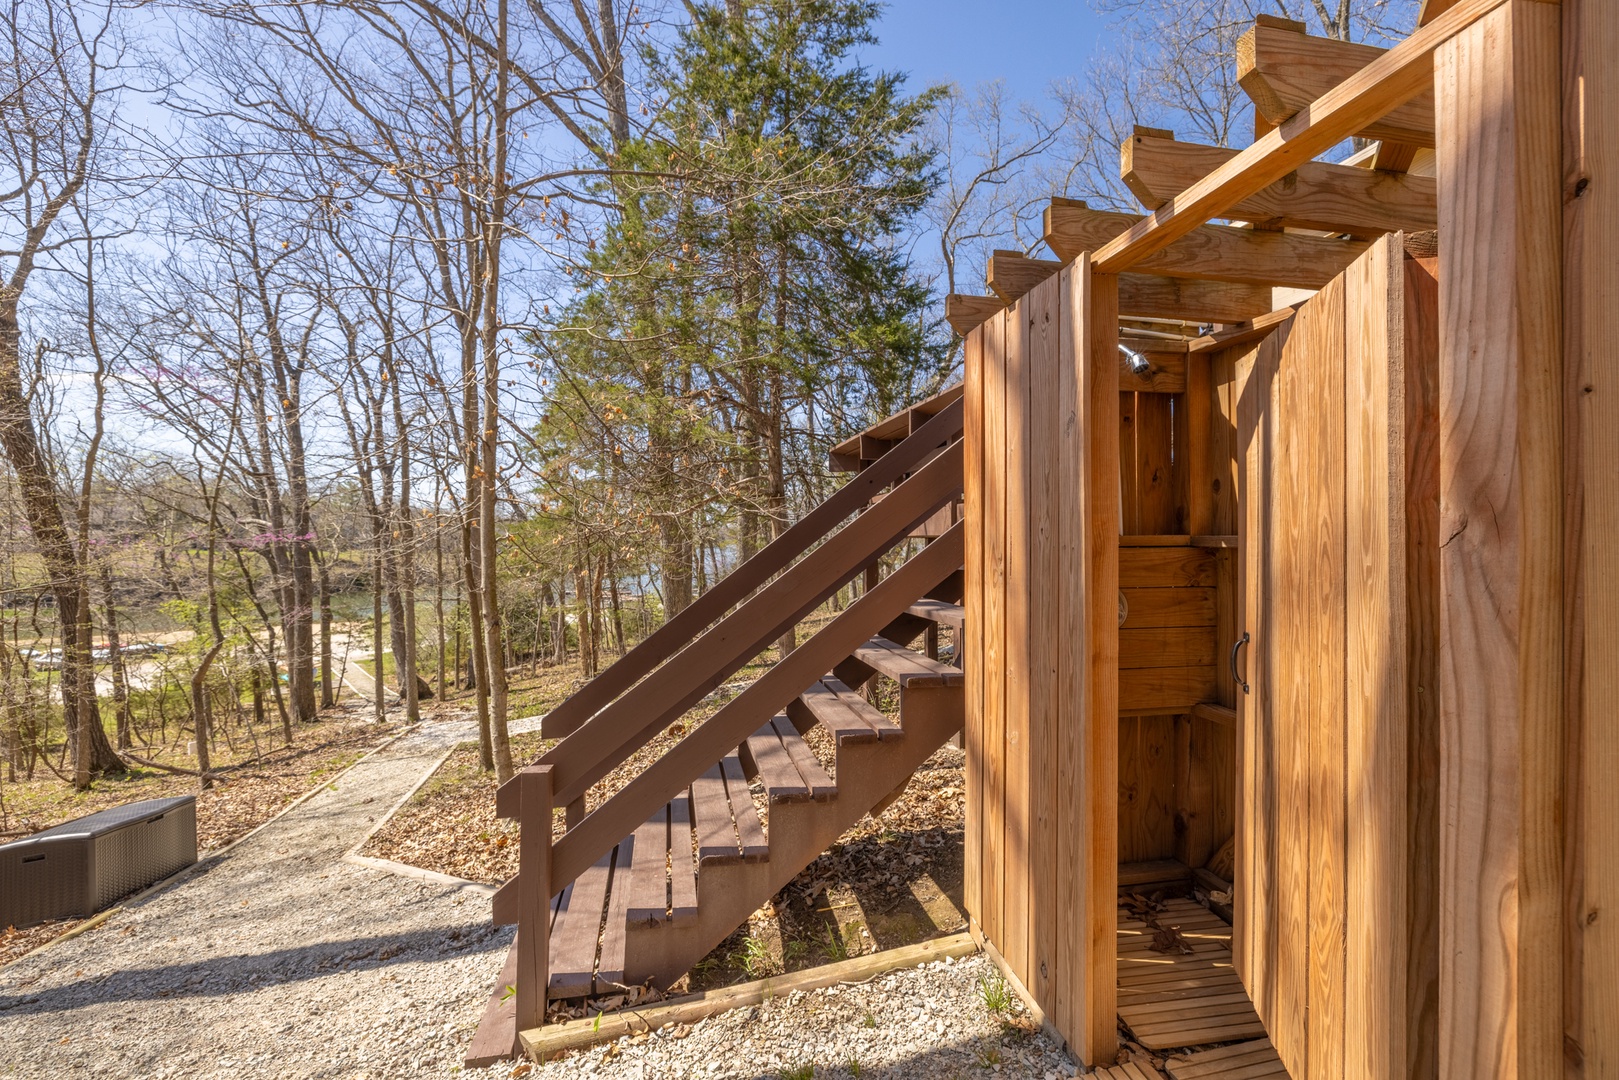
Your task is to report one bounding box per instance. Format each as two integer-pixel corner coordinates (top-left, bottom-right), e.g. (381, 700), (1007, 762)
(538, 0), (948, 616)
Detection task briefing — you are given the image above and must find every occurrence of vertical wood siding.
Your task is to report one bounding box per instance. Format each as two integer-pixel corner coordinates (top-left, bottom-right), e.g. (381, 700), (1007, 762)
(1235, 235), (1440, 1079)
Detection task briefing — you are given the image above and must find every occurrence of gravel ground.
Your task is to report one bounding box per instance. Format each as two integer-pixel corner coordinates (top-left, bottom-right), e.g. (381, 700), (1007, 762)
(0, 710), (1074, 1080)
(0, 715), (519, 1080)
(525, 953), (1078, 1080)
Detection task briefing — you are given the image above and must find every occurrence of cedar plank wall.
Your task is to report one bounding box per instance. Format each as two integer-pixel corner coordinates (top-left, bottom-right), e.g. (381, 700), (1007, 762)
(1234, 235), (1440, 1080)
(964, 258), (1118, 1065)
(1118, 340), (1223, 867)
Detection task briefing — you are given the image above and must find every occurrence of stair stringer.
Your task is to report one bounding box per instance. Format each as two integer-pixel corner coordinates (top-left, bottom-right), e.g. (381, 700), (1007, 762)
(621, 681), (964, 988)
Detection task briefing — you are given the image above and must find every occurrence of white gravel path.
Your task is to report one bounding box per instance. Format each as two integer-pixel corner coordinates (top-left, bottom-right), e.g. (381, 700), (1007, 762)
(0, 716), (520, 1080)
(532, 953), (1078, 1080)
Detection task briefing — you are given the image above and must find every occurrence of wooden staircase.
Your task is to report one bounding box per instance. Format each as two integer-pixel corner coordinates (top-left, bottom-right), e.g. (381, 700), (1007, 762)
(467, 396), (966, 1064)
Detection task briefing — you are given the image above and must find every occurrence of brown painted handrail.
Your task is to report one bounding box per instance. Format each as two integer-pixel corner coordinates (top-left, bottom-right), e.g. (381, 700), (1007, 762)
(548, 523), (964, 888)
(537, 398), (965, 740)
(528, 439), (964, 810)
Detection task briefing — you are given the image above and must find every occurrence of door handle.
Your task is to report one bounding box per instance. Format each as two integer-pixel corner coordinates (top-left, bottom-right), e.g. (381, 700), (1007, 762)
(1229, 631), (1251, 695)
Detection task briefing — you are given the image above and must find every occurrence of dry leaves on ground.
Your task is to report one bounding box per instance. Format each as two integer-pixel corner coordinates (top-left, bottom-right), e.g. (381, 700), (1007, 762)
(2, 705), (406, 967)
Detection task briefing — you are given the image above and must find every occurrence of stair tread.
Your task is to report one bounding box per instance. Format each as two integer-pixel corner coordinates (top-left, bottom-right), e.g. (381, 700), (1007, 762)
(743, 719), (806, 799)
(692, 762), (741, 862)
(626, 804), (671, 927)
(906, 599), (965, 630)
(669, 793), (698, 923)
(797, 678), (901, 744)
(770, 715), (836, 797)
(853, 636), (965, 688)
(744, 715), (835, 801)
(549, 846), (614, 999)
(622, 795), (701, 927)
(595, 831), (637, 990)
(719, 754), (770, 859)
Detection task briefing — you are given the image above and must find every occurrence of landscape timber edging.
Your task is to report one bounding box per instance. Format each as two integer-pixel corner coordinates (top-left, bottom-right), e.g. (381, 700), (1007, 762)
(518, 931), (981, 1062)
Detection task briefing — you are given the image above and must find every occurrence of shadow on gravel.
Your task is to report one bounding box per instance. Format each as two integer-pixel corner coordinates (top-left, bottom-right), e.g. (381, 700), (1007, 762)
(0, 922), (507, 1016)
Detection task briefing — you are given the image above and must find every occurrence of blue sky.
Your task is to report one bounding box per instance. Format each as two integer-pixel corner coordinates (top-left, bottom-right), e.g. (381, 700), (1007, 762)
(868, 0), (1110, 103)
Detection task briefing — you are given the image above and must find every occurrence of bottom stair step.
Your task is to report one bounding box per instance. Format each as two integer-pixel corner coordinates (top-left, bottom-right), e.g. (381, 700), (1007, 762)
(549, 793), (704, 1000)
(548, 846), (615, 999)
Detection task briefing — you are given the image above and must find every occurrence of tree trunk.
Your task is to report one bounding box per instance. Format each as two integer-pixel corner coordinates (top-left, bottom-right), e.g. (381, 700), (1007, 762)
(0, 301), (119, 786)
(606, 552), (626, 656)
(372, 549), (386, 725)
(462, 520), (494, 771)
(479, 0), (514, 784)
(435, 521), (447, 698)
(658, 514), (694, 618)
(317, 550), (334, 710)
(98, 566), (131, 749)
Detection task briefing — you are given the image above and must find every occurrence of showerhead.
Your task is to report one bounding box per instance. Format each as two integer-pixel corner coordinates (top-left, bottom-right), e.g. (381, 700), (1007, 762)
(1118, 342), (1151, 376)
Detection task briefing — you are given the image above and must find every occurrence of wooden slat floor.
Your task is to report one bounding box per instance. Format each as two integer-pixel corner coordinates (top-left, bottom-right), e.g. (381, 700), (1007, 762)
(1116, 898), (1280, 1065)
(1165, 1038), (1289, 1079)
(1094, 1060), (1167, 1080)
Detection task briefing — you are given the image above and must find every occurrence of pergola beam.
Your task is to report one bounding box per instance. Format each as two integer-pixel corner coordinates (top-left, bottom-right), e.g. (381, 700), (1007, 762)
(987, 250), (1062, 303)
(971, 255), (1275, 327)
(1121, 131), (1439, 235)
(947, 294), (1008, 337)
(1117, 274), (1272, 323)
(1047, 202), (1370, 288)
(1093, 0), (1509, 276)
(1238, 19), (1436, 147)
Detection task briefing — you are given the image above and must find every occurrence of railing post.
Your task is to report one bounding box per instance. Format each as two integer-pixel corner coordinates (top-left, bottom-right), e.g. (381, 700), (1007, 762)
(515, 764), (553, 1044)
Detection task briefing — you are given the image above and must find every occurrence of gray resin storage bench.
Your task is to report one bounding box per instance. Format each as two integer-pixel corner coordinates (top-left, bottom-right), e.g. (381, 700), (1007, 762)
(0, 796), (197, 929)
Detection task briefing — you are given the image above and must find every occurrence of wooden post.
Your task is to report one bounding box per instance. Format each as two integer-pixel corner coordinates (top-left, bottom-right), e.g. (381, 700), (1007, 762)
(1055, 257), (1120, 1066)
(963, 322), (985, 937)
(1567, 0), (1619, 1072)
(1433, 3), (1564, 1076)
(515, 764), (553, 1042)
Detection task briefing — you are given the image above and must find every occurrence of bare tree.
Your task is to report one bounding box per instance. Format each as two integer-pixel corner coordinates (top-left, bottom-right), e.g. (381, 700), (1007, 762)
(0, 0), (135, 785)
(921, 81), (1077, 297)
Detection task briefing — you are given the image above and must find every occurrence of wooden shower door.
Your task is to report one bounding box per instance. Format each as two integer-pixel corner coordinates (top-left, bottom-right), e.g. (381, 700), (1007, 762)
(1233, 236), (1440, 1080)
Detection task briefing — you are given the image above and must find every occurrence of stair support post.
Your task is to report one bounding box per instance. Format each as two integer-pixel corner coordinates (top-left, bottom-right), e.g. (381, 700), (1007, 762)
(516, 764), (554, 1042)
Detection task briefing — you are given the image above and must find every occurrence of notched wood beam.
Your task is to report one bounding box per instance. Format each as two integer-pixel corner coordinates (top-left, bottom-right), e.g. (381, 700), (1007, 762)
(986, 250), (1062, 303)
(1121, 132), (1439, 235)
(1093, 0), (1497, 275)
(945, 293), (1007, 336)
(1046, 202), (1370, 289)
(1116, 274), (1274, 324)
(1417, 0), (1461, 26)
(1237, 20), (1436, 147)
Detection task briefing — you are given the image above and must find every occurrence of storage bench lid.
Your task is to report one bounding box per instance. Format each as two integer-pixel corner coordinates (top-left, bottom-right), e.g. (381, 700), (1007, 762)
(0, 796), (196, 849)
